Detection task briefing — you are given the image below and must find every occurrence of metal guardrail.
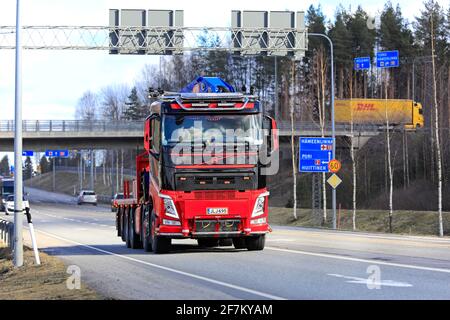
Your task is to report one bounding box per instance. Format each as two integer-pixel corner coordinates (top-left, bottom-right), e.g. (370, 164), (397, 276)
(0, 218), (14, 249)
(0, 120), (144, 132)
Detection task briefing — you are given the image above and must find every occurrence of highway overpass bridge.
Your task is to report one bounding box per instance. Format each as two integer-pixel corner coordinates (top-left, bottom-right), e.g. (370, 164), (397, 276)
(0, 120), (381, 152)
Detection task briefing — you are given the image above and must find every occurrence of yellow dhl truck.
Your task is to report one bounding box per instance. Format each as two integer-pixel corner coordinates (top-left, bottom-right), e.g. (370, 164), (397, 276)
(335, 99), (424, 129)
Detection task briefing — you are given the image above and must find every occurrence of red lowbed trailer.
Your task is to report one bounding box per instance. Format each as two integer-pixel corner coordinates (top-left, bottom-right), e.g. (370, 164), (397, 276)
(116, 77), (278, 253)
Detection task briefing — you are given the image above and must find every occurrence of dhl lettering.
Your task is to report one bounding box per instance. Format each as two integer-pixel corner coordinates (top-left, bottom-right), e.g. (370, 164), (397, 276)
(356, 103), (375, 111)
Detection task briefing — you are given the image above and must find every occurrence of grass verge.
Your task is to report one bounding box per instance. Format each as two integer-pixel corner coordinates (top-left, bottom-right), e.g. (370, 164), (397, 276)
(0, 244), (102, 300)
(269, 207), (450, 236)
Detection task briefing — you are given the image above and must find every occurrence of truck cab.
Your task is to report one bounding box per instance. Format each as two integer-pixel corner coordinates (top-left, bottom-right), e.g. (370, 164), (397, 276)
(116, 77), (278, 253)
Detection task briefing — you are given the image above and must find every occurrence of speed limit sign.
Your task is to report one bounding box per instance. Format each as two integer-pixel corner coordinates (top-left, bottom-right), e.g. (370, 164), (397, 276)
(328, 159), (341, 173)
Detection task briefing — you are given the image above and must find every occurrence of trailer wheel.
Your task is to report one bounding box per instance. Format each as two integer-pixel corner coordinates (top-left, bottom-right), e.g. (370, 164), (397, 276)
(232, 238), (247, 249)
(198, 238), (219, 247)
(128, 207), (142, 249)
(142, 205), (152, 252)
(246, 235), (266, 251)
(151, 211), (171, 253)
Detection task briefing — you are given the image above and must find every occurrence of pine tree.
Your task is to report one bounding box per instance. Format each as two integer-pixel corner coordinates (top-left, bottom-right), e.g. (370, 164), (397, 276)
(123, 87), (146, 120)
(39, 155), (51, 174)
(329, 6), (353, 98)
(23, 156), (33, 180)
(0, 155), (10, 176)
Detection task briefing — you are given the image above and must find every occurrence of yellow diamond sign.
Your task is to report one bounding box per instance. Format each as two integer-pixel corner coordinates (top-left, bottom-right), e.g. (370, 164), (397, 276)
(327, 173), (342, 189)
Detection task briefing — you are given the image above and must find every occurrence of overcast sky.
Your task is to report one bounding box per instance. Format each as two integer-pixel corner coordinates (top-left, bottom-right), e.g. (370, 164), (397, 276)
(1, 0), (447, 122)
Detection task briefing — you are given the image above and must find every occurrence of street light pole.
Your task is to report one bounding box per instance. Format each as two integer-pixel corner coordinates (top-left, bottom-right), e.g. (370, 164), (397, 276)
(13, 0), (24, 267)
(308, 33), (337, 229)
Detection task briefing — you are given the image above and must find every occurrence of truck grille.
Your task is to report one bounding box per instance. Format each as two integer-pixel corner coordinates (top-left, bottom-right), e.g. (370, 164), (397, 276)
(194, 191), (236, 200)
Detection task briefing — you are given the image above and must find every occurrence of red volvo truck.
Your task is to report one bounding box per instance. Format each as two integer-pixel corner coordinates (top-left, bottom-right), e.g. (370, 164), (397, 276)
(115, 77), (278, 253)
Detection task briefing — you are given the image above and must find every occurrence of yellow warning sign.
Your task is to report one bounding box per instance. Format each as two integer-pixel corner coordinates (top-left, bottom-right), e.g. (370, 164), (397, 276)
(327, 173), (342, 189)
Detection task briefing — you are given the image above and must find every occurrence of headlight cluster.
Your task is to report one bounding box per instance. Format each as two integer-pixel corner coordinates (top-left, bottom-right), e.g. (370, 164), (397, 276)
(252, 192), (269, 217)
(162, 196), (179, 219)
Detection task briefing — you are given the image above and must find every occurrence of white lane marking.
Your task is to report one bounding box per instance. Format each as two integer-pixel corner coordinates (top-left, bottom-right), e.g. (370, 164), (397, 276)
(266, 238), (295, 242)
(266, 247), (450, 274)
(273, 227), (450, 245)
(34, 229), (285, 301)
(327, 273), (413, 288)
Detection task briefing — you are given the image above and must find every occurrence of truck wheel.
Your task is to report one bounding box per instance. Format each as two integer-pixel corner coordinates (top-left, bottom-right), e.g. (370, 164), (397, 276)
(232, 238), (247, 249)
(124, 208), (131, 248)
(246, 235), (266, 251)
(128, 207), (142, 249)
(121, 208), (127, 242)
(151, 211), (171, 253)
(116, 209), (121, 237)
(142, 206), (152, 252)
(198, 238), (219, 247)
(219, 238), (233, 246)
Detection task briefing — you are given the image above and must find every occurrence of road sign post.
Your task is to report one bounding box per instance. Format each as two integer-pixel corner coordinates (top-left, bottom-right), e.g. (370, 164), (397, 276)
(45, 150), (69, 192)
(13, 0), (24, 267)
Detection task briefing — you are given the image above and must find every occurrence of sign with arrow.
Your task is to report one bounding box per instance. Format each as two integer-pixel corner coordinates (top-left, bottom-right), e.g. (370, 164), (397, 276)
(299, 137), (334, 173)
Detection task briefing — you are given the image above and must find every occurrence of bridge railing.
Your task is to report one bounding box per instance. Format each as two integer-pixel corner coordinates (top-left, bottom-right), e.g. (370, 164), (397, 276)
(0, 120), (382, 134)
(276, 121), (381, 133)
(0, 120), (144, 132)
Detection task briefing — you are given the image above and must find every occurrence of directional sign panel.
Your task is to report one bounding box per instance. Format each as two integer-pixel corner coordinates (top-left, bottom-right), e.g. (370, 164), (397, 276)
(354, 57), (370, 70)
(45, 150), (69, 158)
(22, 150), (34, 157)
(376, 50), (399, 68)
(299, 137), (334, 172)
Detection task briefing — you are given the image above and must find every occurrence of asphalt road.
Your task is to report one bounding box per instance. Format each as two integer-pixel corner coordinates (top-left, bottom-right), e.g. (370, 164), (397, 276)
(3, 187), (450, 300)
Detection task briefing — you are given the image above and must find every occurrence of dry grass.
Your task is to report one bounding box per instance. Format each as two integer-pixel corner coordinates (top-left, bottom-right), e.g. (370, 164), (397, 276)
(269, 207), (450, 236)
(0, 245), (102, 300)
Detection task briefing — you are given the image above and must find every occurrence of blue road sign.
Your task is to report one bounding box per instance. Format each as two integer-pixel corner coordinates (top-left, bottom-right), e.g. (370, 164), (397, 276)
(22, 150), (34, 157)
(299, 137), (334, 173)
(376, 50), (399, 68)
(45, 149), (69, 158)
(354, 57), (371, 70)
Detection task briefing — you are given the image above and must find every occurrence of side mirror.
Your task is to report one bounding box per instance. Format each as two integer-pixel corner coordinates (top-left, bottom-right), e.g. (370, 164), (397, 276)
(263, 115), (279, 154)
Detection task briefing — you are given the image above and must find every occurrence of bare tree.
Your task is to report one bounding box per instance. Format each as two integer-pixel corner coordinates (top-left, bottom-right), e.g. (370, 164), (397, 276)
(100, 84), (129, 121)
(75, 91), (98, 120)
(430, 15), (444, 237)
(348, 69), (357, 230)
(290, 60), (298, 220)
(384, 71), (394, 233)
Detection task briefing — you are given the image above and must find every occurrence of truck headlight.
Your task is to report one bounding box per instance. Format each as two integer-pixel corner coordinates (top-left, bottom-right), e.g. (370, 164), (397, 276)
(252, 192), (269, 217)
(160, 194), (179, 219)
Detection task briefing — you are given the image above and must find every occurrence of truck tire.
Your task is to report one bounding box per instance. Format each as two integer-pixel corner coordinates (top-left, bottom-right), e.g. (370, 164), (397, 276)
(219, 238), (233, 246)
(246, 235), (265, 251)
(151, 211), (171, 253)
(142, 205), (152, 252)
(116, 209), (121, 237)
(232, 238), (247, 249)
(120, 208), (127, 242)
(124, 208), (131, 248)
(128, 207), (142, 249)
(198, 238), (219, 247)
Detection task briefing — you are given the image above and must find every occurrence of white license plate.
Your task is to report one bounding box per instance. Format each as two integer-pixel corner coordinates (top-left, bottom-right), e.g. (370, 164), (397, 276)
(206, 208), (228, 215)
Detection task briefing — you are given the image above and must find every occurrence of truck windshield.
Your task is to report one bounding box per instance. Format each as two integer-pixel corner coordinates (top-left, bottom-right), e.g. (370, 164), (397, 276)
(2, 186), (14, 195)
(162, 114), (262, 146)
